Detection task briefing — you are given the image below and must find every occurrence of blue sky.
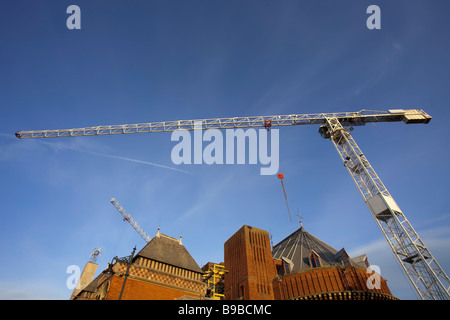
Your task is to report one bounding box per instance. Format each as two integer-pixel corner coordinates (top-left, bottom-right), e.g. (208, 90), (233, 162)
(1, 0), (449, 300)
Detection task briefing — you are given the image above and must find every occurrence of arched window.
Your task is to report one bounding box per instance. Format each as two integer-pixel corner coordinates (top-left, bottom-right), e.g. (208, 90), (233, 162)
(310, 251), (321, 268)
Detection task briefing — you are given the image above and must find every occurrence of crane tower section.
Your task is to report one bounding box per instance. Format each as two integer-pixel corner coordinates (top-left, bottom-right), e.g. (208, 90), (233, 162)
(319, 118), (450, 300)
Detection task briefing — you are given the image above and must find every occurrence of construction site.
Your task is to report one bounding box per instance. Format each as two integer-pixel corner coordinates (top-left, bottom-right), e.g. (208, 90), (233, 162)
(15, 109), (450, 300)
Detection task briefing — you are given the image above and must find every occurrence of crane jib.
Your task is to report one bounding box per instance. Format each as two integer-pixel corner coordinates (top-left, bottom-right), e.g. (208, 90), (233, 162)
(14, 109), (431, 139)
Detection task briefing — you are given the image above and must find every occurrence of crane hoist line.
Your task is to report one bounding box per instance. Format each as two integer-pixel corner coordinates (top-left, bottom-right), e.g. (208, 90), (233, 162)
(15, 108), (450, 300)
(277, 173), (292, 222)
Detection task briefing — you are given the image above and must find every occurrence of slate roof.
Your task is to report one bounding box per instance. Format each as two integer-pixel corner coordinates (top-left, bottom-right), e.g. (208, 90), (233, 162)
(133, 232), (203, 274)
(272, 226), (367, 272)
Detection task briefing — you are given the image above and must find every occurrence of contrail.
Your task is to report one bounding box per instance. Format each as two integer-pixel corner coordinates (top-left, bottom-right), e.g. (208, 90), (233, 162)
(0, 132), (17, 140)
(0, 133), (190, 174)
(80, 148), (191, 174)
(41, 140), (192, 174)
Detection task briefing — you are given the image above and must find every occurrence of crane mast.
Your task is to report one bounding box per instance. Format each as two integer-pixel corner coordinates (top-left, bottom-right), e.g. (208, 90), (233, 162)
(320, 117), (449, 300)
(110, 198), (151, 243)
(17, 108), (450, 299)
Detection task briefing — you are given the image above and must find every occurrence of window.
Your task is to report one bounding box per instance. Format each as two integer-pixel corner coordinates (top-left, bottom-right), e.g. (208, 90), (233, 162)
(340, 252), (352, 267)
(239, 284), (245, 300)
(310, 251), (321, 268)
(277, 263), (284, 276)
(282, 259), (291, 274)
(277, 258), (292, 276)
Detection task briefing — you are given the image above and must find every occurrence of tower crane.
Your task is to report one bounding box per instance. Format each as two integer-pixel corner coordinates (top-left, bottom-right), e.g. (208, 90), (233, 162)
(110, 198), (151, 243)
(16, 108), (450, 300)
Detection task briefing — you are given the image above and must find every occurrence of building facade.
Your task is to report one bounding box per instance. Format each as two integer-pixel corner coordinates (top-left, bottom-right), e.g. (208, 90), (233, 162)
(72, 230), (207, 300)
(72, 224), (397, 300)
(224, 225), (277, 300)
(224, 224), (397, 300)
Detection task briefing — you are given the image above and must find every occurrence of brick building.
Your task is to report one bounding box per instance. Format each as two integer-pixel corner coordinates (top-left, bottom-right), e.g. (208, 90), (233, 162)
(224, 224), (397, 300)
(224, 225), (276, 300)
(72, 229), (206, 300)
(72, 223), (397, 300)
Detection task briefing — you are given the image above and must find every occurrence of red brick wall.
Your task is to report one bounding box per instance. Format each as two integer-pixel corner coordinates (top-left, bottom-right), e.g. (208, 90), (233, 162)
(100, 259), (206, 300)
(105, 275), (202, 300)
(272, 266), (394, 300)
(224, 225), (277, 300)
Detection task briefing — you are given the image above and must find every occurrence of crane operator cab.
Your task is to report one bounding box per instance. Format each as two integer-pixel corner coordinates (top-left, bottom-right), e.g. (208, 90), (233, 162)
(318, 125), (331, 139)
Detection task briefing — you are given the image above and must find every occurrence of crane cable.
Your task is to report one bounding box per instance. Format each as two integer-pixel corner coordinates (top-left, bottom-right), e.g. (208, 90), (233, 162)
(277, 173), (292, 222)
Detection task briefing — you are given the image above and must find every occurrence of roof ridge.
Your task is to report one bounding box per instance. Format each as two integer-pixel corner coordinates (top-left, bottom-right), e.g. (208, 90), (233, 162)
(134, 233), (202, 273)
(273, 226), (305, 248)
(159, 233), (182, 243)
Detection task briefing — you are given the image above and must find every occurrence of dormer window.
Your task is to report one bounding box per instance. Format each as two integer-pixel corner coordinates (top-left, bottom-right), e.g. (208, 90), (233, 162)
(310, 251), (321, 268)
(341, 253), (352, 266)
(335, 248), (352, 267)
(277, 257), (293, 275)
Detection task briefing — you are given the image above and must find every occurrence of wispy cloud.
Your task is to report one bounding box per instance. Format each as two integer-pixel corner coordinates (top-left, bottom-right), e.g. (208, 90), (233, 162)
(0, 132), (16, 140)
(40, 139), (191, 174)
(347, 225), (450, 299)
(175, 172), (235, 223)
(0, 133), (191, 174)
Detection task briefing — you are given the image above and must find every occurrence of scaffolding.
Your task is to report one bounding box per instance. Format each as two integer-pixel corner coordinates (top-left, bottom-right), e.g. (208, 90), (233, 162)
(202, 264), (228, 300)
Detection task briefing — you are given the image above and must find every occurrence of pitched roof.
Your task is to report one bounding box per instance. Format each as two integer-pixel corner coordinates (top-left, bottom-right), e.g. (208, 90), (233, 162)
(133, 232), (203, 273)
(351, 254), (369, 269)
(81, 273), (102, 293)
(272, 226), (365, 272)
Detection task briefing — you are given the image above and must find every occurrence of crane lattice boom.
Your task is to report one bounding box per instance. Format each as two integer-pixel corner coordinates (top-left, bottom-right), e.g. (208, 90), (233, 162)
(15, 109), (430, 139)
(110, 198), (151, 243)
